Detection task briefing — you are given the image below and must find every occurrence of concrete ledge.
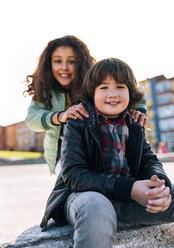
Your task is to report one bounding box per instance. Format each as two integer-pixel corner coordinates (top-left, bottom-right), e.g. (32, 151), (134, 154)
(157, 152), (174, 163)
(1, 221), (174, 248)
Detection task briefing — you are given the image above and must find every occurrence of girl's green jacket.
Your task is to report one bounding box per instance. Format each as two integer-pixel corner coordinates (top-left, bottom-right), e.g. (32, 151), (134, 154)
(25, 90), (65, 174)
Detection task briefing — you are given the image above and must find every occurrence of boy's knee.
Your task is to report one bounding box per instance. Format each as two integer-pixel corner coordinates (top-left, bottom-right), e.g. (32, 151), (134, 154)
(78, 191), (116, 222)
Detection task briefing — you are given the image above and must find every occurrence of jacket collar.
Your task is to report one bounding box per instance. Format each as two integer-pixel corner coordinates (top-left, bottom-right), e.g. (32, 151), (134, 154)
(83, 103), (144, 178)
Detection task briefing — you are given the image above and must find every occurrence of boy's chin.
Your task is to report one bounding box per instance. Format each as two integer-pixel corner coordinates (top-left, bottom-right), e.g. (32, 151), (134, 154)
(104, 113), (120, 119)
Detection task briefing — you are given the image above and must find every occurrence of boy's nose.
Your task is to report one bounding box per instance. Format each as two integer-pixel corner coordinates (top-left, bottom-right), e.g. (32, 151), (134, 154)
(108, 91), (118, 97)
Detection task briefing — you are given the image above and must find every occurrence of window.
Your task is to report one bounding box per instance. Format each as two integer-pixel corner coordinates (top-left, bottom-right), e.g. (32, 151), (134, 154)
(157, 93), (172, 105)
(155, 80), (171, 93)
(158, 105), (174, 118)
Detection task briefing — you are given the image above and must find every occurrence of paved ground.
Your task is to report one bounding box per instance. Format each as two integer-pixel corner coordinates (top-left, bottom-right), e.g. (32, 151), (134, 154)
(0, 159), (174, 246)
(0, 163), (55, 244)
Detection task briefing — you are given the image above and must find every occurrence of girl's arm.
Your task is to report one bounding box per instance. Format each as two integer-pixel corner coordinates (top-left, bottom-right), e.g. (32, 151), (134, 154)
(53, 103), (89, 124)
(25, 100), (58, 132)
(132, 84), (147, 127)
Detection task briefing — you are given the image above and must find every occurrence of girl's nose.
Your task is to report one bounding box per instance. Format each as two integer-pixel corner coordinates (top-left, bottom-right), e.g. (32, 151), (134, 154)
(62, 62), (68, 70)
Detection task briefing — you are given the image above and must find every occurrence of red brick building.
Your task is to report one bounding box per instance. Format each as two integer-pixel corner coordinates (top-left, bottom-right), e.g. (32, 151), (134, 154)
(0, 121), (44, 152)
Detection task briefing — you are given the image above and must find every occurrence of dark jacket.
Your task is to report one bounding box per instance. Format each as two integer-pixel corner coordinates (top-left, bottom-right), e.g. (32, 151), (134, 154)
(40, 103), (171, 231)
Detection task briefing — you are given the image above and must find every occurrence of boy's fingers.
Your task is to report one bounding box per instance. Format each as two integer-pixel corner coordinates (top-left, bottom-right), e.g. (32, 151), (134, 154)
(151, 187), (170, 199)
(146, 178), (165, 189)
(150, 175), (159, 181)
(145, 184), (166, 197)
(146, 194), (171, 213)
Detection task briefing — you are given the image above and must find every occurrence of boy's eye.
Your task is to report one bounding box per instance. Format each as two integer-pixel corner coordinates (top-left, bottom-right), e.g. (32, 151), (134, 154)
(117, 85), (125, 89)
(99, 86), (108, 89)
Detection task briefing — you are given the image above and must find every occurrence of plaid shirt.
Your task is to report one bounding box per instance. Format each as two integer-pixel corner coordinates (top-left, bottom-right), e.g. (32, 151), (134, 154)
(95, 106), (131, 177)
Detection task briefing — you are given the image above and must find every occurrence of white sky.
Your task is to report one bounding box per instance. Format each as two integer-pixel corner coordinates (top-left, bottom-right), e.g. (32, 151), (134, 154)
(0, 0), (174, 126)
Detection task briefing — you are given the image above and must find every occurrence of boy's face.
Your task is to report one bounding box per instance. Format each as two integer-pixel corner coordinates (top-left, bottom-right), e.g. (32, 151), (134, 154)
(94, 75), (129, 118)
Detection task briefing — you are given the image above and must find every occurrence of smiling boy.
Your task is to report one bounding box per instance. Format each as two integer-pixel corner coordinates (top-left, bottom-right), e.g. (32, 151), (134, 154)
(41, 58), (173, 248)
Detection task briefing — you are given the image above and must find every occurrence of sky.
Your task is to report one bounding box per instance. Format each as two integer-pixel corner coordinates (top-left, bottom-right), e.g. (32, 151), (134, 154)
(0, 0), (174, 126)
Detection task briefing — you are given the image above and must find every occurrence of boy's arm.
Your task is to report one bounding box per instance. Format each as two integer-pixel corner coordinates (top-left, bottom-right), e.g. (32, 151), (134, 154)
(139, 128), (171, 188)
(131, 129), (172, 212)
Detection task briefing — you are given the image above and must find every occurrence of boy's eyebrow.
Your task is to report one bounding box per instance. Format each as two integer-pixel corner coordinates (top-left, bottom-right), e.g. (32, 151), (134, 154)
(100, 81), (109, 84)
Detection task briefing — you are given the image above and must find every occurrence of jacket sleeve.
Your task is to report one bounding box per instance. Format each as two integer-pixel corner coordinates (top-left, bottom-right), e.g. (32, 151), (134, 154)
(139, 129), (171, 188)
(25, 100), (58, 132)
(135, 85), (147, 114)
(61, 119), (136, 202)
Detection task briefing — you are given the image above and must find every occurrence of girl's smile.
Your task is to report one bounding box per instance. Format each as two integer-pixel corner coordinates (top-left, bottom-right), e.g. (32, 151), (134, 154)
(51, 46), (78, 89)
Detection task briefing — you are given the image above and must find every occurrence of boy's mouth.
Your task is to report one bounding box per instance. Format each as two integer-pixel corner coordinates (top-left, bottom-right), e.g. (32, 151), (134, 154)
(106, 101), (120, 105)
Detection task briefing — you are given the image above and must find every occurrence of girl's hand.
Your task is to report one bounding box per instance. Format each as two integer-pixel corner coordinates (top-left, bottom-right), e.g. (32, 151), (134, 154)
(54, 103), (89, 124)
(131, 110), (148, 127)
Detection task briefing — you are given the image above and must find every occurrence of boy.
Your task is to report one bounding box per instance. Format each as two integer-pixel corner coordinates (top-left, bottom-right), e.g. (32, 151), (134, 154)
(41, 58), (173, 248)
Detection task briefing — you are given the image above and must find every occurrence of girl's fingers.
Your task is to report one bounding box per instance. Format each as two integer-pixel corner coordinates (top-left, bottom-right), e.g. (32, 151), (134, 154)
(67, 112), (84, 121)
(131, 110), (147, 127)
(75, 103), (89, 117)
(139, 114), (148, 127)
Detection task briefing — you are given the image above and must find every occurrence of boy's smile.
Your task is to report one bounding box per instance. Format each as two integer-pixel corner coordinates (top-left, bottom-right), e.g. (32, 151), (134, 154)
(94, 75), (129, 118)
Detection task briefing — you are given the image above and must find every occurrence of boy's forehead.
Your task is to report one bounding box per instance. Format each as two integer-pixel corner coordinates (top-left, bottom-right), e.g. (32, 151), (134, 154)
(101, 76), (124, 84)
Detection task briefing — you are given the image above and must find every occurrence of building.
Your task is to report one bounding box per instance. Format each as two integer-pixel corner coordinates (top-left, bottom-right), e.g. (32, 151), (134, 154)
(0, 121), (44, 152)
(0, 126), (6, 150)
(141, 75), (174, 152)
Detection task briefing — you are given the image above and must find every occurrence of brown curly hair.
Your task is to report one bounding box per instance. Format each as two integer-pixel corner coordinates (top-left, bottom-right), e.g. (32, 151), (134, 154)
(80, 57), (144, 111)
(25, 35), (96, 109)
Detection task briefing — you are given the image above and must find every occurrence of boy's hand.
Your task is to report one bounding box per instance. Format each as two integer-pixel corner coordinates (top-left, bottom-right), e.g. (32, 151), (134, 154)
(131, 177), (165, 207)
(131, 110), (147, 127)
(146, 175), (171, 213)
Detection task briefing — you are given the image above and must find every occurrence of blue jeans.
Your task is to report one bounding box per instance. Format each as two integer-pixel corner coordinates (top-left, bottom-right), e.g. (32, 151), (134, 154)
(64, 186), (174, 248)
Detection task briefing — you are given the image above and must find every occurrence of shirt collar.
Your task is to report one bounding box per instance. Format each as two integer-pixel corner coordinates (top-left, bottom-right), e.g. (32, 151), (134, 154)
(94, 105), (131, 125)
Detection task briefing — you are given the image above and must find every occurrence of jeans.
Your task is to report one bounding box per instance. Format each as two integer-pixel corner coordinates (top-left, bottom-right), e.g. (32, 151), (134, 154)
(64, 186), (174, 248)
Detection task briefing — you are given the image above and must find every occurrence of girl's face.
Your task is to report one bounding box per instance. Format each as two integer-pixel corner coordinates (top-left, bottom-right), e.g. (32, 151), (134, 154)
(94, 75), (129, 118)
(51, 46), (78, 89)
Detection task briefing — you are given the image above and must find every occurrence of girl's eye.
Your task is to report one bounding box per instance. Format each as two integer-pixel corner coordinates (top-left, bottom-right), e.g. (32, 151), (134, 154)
(55, 60), (62, 63)
(69, 60), (76, 64)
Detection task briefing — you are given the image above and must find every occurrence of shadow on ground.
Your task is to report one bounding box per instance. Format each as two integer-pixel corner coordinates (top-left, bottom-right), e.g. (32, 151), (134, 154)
(0, 157), (46, 165)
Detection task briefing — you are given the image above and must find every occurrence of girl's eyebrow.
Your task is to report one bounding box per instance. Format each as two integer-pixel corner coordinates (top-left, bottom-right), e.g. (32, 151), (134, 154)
(52, 55), (77, 59)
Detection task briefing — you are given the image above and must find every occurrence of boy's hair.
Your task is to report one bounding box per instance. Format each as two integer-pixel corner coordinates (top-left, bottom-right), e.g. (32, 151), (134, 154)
(80, 57), (144, 111)
(25, 35), (96, 109)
